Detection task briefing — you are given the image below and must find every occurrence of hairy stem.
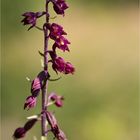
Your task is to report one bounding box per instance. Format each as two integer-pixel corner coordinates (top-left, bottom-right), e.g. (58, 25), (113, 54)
(41, 0), (49, 136)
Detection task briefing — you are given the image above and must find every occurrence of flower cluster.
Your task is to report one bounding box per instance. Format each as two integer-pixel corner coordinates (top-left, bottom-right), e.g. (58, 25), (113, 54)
(14, 0), (75, 139)
(46, 22), (75, 75)
(46, 23), (70, 52)
(49, 52), (75, 74)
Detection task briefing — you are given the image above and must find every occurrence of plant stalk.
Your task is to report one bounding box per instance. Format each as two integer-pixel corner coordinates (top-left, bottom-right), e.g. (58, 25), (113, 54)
(41, 0), (49, 136)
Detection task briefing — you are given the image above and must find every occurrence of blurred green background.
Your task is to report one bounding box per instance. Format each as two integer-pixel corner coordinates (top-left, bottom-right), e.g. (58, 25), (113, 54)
(1, 0), (139, 140)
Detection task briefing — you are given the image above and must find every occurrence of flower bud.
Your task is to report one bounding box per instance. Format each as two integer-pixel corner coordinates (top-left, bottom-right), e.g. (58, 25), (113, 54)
(49, 93), (64, 107)
(24, 119), (37, 131)
(24, 96), (37, 110)
(31, 71), (48, 97)
(13, 127), (26, 139)
(13, 119), (37, 139)
(49, 23), (67, 40)
(21, 12), (45, 30)
(52, 57), (65, 73)
(45, 111), (67, 140)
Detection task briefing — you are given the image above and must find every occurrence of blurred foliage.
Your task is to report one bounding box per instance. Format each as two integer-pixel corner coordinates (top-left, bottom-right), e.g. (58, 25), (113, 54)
(1, 0), (139, 140)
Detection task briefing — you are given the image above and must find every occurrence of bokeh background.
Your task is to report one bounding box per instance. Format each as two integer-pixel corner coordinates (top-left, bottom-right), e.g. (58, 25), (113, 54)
(1, 0), (139, 140)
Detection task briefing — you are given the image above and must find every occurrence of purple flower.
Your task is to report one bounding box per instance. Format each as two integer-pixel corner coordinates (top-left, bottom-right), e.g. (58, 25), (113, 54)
(46, 23), (69, 51)
(49, 93), (64, 107)
(51, 0), (69, 15)
(53, 36), (70, 52)
(52, 57), (65, 73)
(24, 96), (37, 110)
(21, 12), (45, 30)
(13, 127), (26, 139)
(47, 23), (67, 40)
(52, 57), (75, 74)
(64, 62), (75, 74)
(46, 111), (67, 140)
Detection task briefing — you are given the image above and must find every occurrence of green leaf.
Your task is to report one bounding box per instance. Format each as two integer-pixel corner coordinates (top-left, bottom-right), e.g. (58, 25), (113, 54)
(38, 50), (45, 57)
(48, 76), (62, 81)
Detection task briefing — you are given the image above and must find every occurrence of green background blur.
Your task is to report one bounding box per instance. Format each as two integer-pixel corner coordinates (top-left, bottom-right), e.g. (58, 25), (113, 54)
(1, 0), (139, 140)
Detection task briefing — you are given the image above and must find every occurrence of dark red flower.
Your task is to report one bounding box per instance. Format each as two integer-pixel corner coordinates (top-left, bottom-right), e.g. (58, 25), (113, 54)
(47, 23), (67, 40)
(52, 57), (65, 73)
(21, 12), (45, 30)
(53, 36), (70, 52)
(31, 77), (41, 97)
(52, 57), (75, 74)
(51, 0), (69, 15)
(13, 119), (37, 139)
(57, 129), (68, 140)
(31, 71), (48, 97)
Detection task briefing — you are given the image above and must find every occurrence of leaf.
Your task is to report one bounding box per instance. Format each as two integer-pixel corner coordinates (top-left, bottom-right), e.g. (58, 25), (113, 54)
(50, 16), (57, 19)
(48, 76), (62, 81)
(38, 50), (45, 57)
